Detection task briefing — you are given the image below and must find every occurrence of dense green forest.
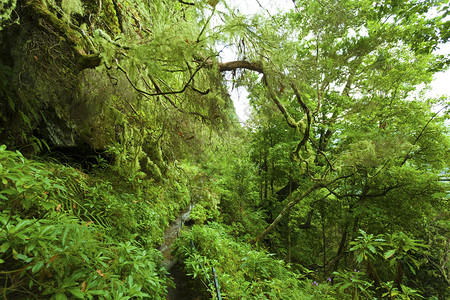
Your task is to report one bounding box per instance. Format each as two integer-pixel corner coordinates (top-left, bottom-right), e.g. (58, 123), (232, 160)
(0, 0), (449, 299)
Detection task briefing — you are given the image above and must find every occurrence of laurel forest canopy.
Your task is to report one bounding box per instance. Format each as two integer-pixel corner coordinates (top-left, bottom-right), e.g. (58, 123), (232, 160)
(0, 0), (449, 299)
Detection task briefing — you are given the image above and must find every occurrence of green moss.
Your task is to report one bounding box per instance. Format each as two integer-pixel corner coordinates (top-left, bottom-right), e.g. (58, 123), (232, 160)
(61, 0), (84, 23)
(101, 0), (121, 35)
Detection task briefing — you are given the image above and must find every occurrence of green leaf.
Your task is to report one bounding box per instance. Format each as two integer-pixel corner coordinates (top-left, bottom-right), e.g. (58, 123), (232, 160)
(88, 290), (109, 296)
(384, 249), (396, 259)
(357, 252), (364, 263)
(341, 282), (352, 290)
(62, 227), (70, 246)
(68, 288), (85, 299)
(54, 292), (68, 300)
(41, 201), (56, 210)
(431, 192), (448, 198)
(22, 198), (32, 209)
(0, 189), (18, 195)
(32, 261), (44, 273)
(0, 242), (10, 253)
(408, 263), (417, 275)
(14, 253), (29, 261)
(349, 245), (360, 251)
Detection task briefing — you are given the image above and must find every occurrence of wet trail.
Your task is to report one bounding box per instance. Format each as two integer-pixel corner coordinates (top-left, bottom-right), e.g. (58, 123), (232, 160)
(159, 205), (201, 300)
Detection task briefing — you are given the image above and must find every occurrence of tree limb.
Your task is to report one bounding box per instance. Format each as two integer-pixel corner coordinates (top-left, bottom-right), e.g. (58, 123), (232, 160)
(217, 60), (263, 73)
(179, 0), (195, 5)
(214, 58), (312, 160)
(274, 180), (300, 202)
(116, 59), (209, 97)
(149, 77), (211, 122)
(264, 76), (298, 128)
(401, 105), (447, 166)
(250, 182), (325, 244)
(298, 209), (315, 229)
(291, 83), (311, 157)
(309, 137), (335, 171)
(116, 60), (210, 121)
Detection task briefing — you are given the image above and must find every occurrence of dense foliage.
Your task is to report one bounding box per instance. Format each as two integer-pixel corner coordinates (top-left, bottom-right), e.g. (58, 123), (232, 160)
(0, 145), (183, 298)
(0, 0), (449, 299)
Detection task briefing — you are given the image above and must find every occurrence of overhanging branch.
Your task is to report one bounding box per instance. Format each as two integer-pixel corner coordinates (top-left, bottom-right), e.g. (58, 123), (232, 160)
(214, 58), (312, 161)
(217, 60), (263, 73)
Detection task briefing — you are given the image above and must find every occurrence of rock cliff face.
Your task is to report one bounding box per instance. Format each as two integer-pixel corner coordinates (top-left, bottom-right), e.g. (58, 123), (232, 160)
(0, 1), (123, 152)
(0, 0), (235, 178)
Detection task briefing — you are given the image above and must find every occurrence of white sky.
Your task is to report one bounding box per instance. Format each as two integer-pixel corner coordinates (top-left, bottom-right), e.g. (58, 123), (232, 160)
(428, 43), (450, 97)
(219, 0), (450, 122)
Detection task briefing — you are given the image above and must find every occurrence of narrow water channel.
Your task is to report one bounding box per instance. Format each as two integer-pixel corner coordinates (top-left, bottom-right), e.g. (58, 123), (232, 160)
(158, 205), (202, 300)
(159, 204), (193, 268)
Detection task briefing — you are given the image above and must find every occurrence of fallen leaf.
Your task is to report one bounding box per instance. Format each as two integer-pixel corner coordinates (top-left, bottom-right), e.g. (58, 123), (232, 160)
(81, 281), (87, 292)
(96, 269), (106, 277)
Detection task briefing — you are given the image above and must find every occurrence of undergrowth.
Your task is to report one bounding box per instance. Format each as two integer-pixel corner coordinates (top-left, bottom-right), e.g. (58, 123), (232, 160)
(0, 145), (189, 299)
(173, 222), (336, 299)
(173, 222), (431, 300)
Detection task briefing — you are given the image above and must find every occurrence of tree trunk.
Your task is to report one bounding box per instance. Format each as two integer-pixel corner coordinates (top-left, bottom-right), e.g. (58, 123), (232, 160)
(394, 261), (403, 292)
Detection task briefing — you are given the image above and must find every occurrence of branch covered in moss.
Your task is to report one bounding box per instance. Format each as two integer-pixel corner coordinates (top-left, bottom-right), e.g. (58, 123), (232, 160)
(212, 58), (312, 160)
(250, 182), (325, 244)
(250, 173), (354, 244)
(217, 60), (264, 73)
(26, 0), (100, 69)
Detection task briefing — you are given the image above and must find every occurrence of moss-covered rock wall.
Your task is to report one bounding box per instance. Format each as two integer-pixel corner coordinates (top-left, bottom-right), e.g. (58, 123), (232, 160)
(0, 0), (236, 180)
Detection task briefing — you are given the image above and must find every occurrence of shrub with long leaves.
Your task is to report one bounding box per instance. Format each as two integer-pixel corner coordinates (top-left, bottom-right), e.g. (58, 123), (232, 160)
(173, 223), (322, 299)
(0, 146), (179, 298)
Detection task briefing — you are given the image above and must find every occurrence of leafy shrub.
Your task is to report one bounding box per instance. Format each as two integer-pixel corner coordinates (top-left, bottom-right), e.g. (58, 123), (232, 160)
(0, 145), (188, 298)
(173, 223), (311, 299)
(0, 211), (168, 299)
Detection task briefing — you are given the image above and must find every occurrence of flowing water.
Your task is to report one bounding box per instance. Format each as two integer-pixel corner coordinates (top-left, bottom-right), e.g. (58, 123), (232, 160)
(159, 204), (193, 269)
(159, 204), (202, 300)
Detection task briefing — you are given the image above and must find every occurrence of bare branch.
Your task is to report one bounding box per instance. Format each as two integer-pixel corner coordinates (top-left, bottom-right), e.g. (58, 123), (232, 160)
(149, 77), (211, 122)
(264, 76), (298, 128)
(196, 6), (215, 43)
(179, 0), (195, 5)
(309, 137), (335, 171)
(116, 60), (210, 121)
(116, 59), (207, 97)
